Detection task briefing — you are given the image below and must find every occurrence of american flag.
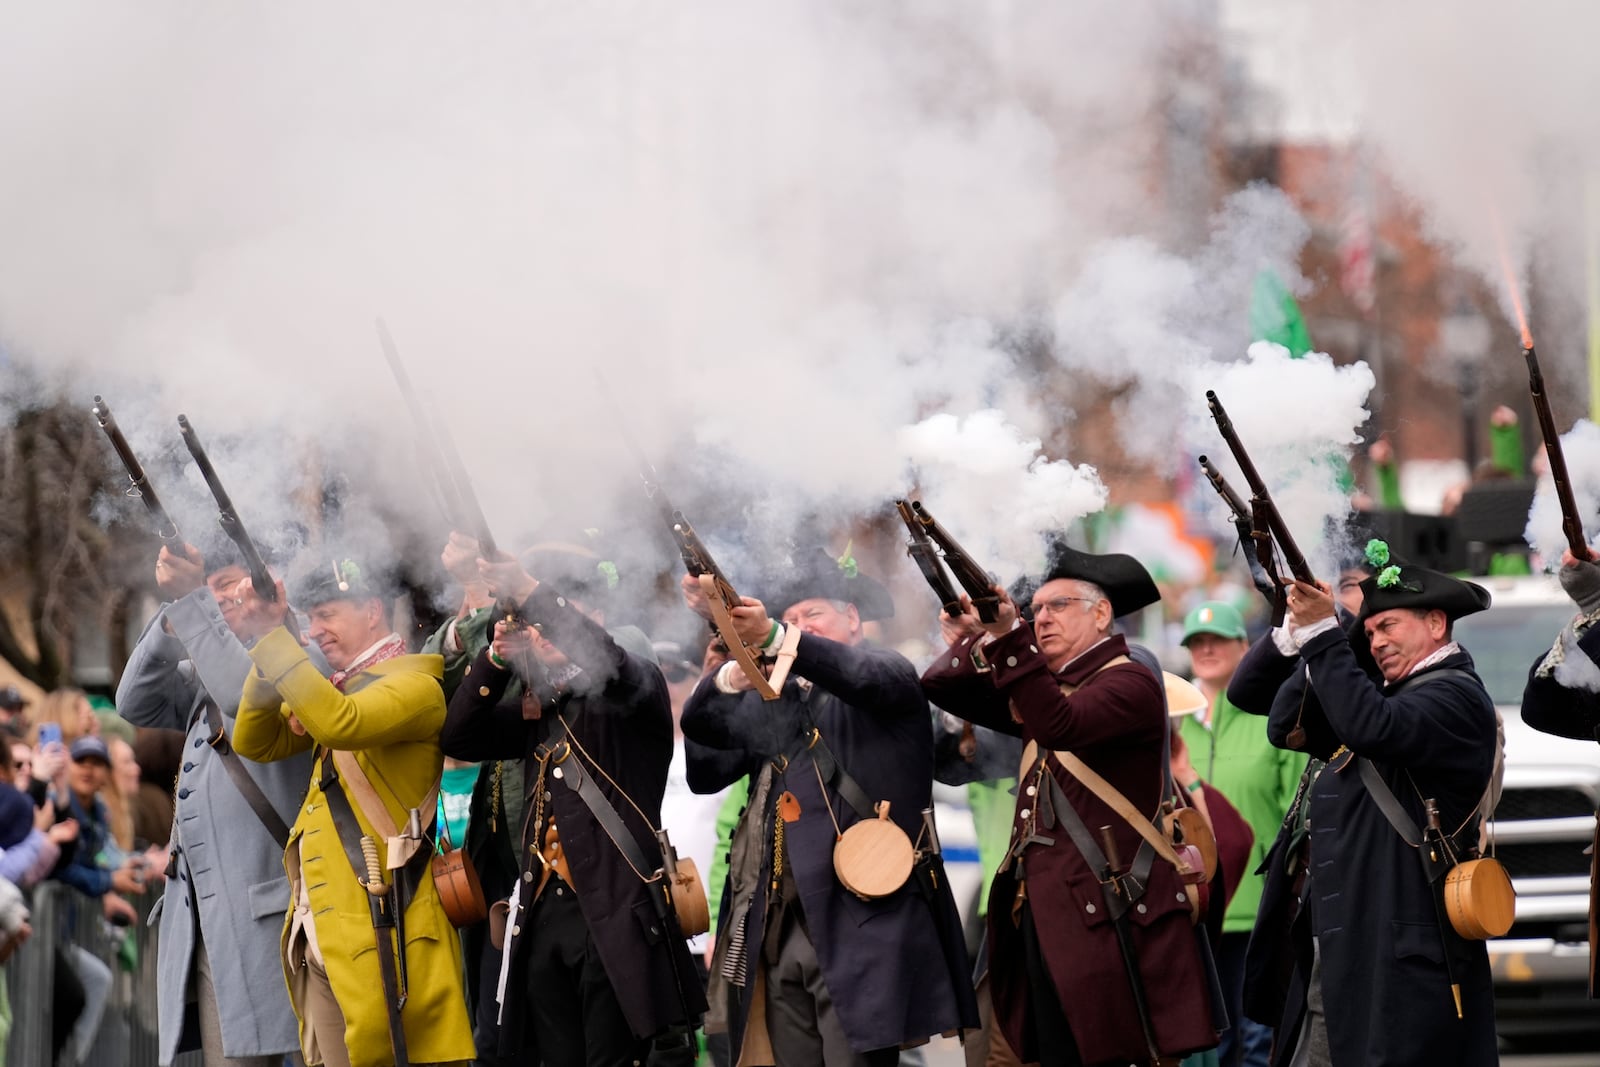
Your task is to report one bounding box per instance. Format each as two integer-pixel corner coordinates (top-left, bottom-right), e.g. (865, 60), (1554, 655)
(1339, 205), (1376, 315)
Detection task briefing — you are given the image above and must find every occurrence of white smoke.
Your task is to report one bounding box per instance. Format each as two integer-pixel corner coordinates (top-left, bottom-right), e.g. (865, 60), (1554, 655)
(1525, 418), (1600, 566)
(899, 409), (1108, 575)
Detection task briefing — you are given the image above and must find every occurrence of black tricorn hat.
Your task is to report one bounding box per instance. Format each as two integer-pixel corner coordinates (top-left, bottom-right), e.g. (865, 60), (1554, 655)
(1040, 540), (1161, 619)
(519, 540), (619, 606)
(291, 557), (389, 608)
(1352, 538), (1490, 624)
(761, 546), (894, 622)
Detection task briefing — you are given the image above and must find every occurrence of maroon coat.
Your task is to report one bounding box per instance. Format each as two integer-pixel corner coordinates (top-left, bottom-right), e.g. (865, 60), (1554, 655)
(922, 630), (1220, 1065)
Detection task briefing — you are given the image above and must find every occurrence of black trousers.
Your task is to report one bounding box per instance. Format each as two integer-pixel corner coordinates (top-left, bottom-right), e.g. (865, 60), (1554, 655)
(1020, 904), (1084, 1067)
(523, 878), (653, 1067)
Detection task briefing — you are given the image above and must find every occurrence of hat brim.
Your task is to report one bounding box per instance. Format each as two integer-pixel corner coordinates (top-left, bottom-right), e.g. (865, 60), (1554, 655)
(1164, 673), (1208, 717)
(1355, 567), (1491, 625)
(1042, 543), (1160, 618)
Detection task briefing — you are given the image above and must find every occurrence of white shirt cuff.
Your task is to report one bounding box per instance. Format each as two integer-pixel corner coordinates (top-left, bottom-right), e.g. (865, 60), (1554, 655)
(1271, 625), (1297, 657)
(713, 661), (744, 694)
(1288, 616), (1341, 651)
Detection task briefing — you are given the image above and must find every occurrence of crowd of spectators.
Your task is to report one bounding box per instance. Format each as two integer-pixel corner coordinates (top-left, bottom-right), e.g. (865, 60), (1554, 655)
(0, 682), (171, 1065)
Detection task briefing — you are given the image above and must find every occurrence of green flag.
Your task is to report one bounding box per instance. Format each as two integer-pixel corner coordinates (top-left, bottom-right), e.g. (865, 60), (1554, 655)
(1250, 270), (1312, 358)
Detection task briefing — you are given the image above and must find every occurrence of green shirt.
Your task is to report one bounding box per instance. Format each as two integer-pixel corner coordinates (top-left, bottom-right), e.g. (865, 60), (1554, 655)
(437, 764), (482, 850)
(1178, 690), (1306, 934)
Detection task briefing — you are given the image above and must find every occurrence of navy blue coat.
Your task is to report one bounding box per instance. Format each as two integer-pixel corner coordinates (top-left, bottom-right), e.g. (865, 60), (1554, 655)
(1290, 629), (1498, 1067)
(439, 585), (704, 1059)
(1521, 621), (1600, 740)
(681, 635), (977, 1056)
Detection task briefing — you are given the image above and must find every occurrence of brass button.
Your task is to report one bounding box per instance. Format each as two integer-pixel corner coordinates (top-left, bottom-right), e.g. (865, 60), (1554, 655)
(465, 666), (471, 676)
(479, 686), (491, 697)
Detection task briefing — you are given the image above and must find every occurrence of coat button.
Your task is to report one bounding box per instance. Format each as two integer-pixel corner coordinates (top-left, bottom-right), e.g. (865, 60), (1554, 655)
(555, 886), (564, 896)
(479, 686), (491, 697)
(1019, 809), (1030, 820)
(523, 871), (534, 883)
(1136, 903), (1147, 914)
(1177, 893), (1187, 903)
(556, 597), (566, 608)
(465, 665), (471, 676)
(650, 925), (660, 936)
(1005, 656), (1018, 667)
(1025, 785), (1036, 797)
(951, 657), (960, 668)
(193, 737), (205, 748)
(512, 925), (521, 936)
(1029, 644), (1038, 654)
(1085, 902), (1096, 914)
(182, 762), (194, 772)
(177, 788), (191, 799)
(553, 767), (564, 780)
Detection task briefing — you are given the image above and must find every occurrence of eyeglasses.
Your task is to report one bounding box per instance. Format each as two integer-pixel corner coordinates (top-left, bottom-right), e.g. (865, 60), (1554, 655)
(1029, 596), (1099, 618)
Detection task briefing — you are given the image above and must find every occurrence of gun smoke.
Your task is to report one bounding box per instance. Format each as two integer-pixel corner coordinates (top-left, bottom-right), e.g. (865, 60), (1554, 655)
(0, 3), (1371, 615)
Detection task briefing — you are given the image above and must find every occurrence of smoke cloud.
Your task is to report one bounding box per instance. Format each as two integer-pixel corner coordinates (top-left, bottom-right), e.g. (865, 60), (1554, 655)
(0, 3), (1362, 613)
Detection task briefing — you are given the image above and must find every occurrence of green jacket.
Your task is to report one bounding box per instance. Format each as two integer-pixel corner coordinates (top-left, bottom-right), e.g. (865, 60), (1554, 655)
(1178, 691), (1306, 934)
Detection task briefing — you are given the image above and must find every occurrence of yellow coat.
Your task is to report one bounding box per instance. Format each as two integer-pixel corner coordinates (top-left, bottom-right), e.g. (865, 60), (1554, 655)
(234, 628), (475, 1067)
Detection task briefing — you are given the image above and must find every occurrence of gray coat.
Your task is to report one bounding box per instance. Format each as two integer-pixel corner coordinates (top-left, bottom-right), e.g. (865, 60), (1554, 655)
(116, 589), (318, 1065)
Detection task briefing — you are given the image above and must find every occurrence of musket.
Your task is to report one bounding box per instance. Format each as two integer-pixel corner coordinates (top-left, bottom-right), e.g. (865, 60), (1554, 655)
(90, 395), (183, 547)
(375, 320), (499, 556)
(894, 500), (964, 619)
(1197, 455), (1281, 613)
(896, 499), (979, 760)
(1097, 826), (1173, 1066)
(177, 415), (278, 604)
(1206, 390), (1317, 597)
(614, 426), (791, 699)
(1524, 342), (1589, 559)
(905, 501), (1000, 623)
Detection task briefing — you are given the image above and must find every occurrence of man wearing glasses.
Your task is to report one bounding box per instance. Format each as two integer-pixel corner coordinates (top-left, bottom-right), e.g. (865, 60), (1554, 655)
(922, 542), (1220, 1067)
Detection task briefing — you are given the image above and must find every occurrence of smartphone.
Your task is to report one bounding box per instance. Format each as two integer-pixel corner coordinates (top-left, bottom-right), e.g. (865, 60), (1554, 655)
(37, 723), (61, 748)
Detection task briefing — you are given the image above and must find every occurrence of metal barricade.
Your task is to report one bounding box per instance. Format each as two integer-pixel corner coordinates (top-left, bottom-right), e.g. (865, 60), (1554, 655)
(4, 881), (204, 1067)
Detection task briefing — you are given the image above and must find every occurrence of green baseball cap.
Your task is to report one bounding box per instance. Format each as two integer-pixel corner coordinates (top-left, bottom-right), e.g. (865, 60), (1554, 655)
(1181, 601), (1247, 644)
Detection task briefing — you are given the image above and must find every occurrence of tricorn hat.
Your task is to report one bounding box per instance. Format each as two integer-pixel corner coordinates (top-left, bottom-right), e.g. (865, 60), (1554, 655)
(519, 538), (620, 606)
(291, 557), (389, 608)
(1041, 540), (1161, 619)
(761, 545), (894, 622)
(1353, 538), (1490, 624)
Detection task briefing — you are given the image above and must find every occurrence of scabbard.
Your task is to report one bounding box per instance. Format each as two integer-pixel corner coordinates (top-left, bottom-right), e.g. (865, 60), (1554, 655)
(1101, 877), (1166, 1066)
(368, 890), (411, 1067)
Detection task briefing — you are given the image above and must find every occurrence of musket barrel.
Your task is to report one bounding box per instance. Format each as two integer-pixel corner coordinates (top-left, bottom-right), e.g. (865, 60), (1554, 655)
(1524, 344), (1589, 558)
(1206, 391), (1315, 584)
(92, 395), (183, 545)
(177, 415), (279, 603)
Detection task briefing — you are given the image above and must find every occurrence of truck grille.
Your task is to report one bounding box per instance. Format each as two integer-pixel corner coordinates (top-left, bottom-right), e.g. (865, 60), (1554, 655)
(1493, 788), (1596, 822)
(1495, 840), (1593, 879)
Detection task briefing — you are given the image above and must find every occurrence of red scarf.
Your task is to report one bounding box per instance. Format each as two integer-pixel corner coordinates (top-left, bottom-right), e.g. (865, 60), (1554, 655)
(330, 633), (407, 692)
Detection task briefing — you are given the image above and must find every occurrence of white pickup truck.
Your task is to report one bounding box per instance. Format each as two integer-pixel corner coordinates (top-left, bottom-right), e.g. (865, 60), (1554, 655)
(1453, 573), (1600, 1042)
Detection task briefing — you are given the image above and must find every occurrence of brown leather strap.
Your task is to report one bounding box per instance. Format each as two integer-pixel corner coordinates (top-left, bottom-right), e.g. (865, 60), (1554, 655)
(331, 749), (439, 871)
(1014, 654), (1194, 878)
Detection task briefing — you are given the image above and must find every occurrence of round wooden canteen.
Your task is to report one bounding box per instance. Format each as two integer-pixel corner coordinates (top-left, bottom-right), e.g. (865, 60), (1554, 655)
(1443, 857), (1516, 939)
(834, 801), (916, 900)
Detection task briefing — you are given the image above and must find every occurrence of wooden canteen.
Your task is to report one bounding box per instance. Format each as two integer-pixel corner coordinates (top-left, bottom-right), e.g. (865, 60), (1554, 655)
(833, 801), (915, 900)
(1443, 857), (1516, 939)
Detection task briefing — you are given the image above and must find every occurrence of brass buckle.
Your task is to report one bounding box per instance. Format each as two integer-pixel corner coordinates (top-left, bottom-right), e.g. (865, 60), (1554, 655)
(805, 728), (821, 750)
(771, 753), (789, 773)
(534, 739), (572, 766)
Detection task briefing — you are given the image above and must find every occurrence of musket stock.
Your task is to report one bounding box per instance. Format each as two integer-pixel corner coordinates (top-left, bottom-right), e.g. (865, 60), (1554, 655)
(1524, 344), (1589, 559)
(894, 500), (964, 619)
(1205, 391), (1315, 586)
(906, 502), (999, 623)
(91, 395), (183, 546)
(1197, 455), (1281, 613)
(177, 415), (278, 604)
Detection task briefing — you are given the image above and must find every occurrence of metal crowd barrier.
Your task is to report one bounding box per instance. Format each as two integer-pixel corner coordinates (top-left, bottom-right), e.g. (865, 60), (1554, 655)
(4, 881), (205, 1067)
